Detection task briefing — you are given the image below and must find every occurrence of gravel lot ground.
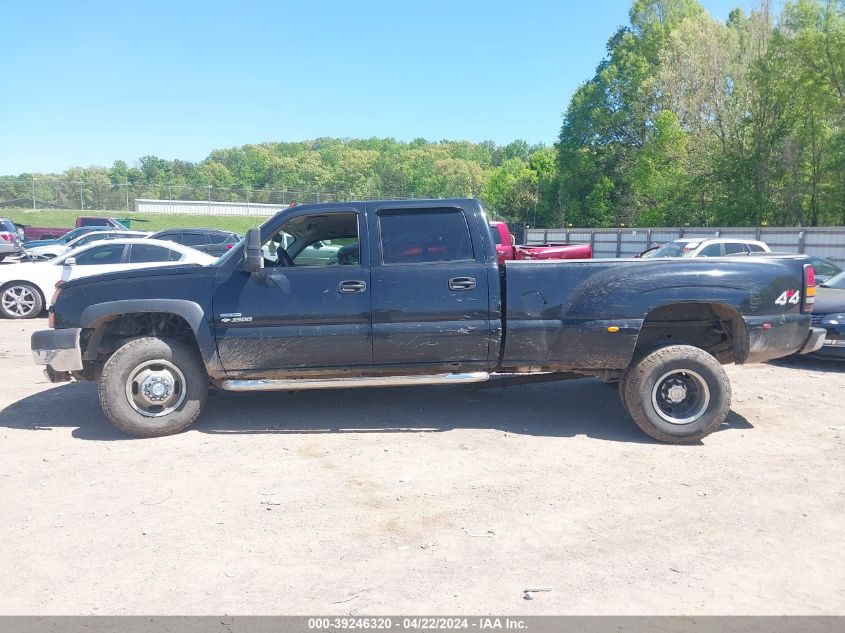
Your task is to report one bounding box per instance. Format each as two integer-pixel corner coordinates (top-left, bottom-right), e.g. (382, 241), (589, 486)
(1, 317), (843, 615)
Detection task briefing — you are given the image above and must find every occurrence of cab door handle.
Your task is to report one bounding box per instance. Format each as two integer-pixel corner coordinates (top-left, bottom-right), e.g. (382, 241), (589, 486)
(449, 277), (476, 290)
(338, 280), (367, 293)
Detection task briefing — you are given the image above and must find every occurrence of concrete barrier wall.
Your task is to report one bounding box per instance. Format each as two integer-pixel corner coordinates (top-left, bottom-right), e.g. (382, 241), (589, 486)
(134, 199), (288, 217)
(525, 226), (845, 263)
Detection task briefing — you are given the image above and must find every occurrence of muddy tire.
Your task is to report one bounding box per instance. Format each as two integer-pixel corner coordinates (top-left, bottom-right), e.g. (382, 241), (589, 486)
(622, 345), (731, 444)
(0, 282), (44, 319)
(98, 337), (208, 437)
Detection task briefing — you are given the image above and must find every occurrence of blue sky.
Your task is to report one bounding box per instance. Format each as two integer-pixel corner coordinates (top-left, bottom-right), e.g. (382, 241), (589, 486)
(1, 0), (751, 174)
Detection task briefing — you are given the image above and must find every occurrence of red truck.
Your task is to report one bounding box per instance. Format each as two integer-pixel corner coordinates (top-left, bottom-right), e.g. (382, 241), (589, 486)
(21, 216), (128, 241)
(489, 221), (591, 263)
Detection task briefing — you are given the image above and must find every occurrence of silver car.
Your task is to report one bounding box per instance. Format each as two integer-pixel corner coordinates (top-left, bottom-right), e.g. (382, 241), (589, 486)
(0, 218), (23, 262)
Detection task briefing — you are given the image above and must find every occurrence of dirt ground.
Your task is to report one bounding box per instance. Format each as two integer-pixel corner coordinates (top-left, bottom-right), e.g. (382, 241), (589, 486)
(0, 317), (843, 615)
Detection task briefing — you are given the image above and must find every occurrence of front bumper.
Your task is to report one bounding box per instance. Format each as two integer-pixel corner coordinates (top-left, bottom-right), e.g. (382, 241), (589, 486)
(31, 328), (83, 377)
(812, 336), (845, 359)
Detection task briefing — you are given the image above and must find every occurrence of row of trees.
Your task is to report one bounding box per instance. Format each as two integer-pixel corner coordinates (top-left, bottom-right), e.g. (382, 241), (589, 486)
(557, 0), (845, 227)
(0, 139), (556, 225)
(1, 0), (842, 227)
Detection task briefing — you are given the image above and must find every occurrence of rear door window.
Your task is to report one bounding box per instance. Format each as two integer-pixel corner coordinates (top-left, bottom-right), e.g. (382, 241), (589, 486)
(154, 231), (180, 243)
(207, 232), (233, 244)
(697, 243), (722, 257)
(72, 243), (126, 265)
(128, 244), (182, 263)
(724, 242), (747, 255)
(182, 232), (210, 247)
(378, 208), (474, 264)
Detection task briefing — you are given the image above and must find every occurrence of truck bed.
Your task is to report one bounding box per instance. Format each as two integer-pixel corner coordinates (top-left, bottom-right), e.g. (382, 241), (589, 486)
(500, 256), (813, 370)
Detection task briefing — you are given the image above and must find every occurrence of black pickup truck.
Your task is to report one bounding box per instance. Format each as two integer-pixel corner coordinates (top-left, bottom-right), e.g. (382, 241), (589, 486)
(31, 198), (825, 443)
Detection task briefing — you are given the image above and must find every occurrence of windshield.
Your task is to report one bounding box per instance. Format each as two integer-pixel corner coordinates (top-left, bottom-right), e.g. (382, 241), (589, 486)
(821, 271), (845, 290)
(61, 228), (90, 243)
(809, 257), (842, 278)
(649, 241), (700, 258)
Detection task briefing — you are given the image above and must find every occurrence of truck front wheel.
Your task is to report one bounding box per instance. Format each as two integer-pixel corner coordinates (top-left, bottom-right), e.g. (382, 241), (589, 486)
(98, 337), (208, 437)
(621, 345), (731, 444)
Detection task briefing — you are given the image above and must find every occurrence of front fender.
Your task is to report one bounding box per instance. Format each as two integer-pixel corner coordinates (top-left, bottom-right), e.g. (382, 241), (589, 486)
(79, 299), (219, 372)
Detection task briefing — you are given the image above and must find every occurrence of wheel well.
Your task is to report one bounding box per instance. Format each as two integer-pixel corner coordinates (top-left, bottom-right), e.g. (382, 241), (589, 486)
(634, 302), (748, 364)
(83, 312), (200, 362)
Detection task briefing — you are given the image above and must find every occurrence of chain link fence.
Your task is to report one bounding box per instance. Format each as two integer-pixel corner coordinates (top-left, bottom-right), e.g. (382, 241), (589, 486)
(0, 179), (459, 214)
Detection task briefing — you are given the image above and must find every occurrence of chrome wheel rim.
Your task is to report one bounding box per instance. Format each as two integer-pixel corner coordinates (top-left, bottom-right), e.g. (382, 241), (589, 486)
(2, 285), (38, 317)
(125, 359), (186, 418)
(651, 369), (710, 425)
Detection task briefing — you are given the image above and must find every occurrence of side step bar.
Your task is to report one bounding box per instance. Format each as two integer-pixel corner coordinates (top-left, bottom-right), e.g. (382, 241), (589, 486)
(220, 372), (490, 392)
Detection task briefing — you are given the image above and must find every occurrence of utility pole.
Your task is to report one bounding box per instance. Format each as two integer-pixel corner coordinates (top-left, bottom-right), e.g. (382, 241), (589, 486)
(207, 184), (212, 214)
(559, 188), (564, 228)
(80, 184), (84, 212)
(125, 176), (129, 213)
(31, 176), (36, 210)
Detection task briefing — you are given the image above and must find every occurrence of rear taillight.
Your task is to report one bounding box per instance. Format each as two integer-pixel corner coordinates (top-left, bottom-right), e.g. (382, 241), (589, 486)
(803, 264), (815, 313)
(0, 232), (12, 242)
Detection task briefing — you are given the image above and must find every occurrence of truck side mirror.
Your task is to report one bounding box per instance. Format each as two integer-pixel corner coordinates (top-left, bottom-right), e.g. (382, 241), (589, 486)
(510, 235), (516, 246)
(242, 228), (264, 273)
(63, 257), (76, 266)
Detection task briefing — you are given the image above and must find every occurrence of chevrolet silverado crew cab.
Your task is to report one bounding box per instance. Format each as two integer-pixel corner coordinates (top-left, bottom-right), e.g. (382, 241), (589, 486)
(32, 198), (825, 443)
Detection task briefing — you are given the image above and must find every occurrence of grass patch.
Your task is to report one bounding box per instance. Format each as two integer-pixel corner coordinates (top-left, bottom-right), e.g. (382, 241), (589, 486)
(1, 208), (267, 234)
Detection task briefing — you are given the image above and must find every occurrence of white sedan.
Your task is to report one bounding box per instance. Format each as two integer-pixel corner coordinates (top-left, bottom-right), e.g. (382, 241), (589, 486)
(25, 230), (151, 260)
(0, 238), (215, 319)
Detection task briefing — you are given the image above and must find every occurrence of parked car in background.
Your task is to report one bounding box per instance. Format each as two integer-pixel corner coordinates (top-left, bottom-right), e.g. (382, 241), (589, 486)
(24, 226), (121, 250)
(642, 238), (771, 258)
(19, 216), (128, 241)
(489, 221), (592, 263)
(809, 271), (845, 359)
(0, 239), (215, 319)
(0, 218), (24, 262)
(13, 222), (26, 243)
(747, 252), (843, 285)
(150, 229), (241, 257)
(795, 255), (841, 284)
(25, 230), (150, 260)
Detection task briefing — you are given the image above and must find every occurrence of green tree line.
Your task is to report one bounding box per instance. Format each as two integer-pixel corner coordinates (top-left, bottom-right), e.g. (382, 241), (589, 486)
(0, 138), (555, 225)
(558, 0), (845, 227)
(1, 0), (842, 228)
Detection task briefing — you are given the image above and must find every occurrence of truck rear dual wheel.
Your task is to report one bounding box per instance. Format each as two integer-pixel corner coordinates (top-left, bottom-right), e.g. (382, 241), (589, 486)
(98, 337), (208, 437)
(620, 345), (731, 444)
